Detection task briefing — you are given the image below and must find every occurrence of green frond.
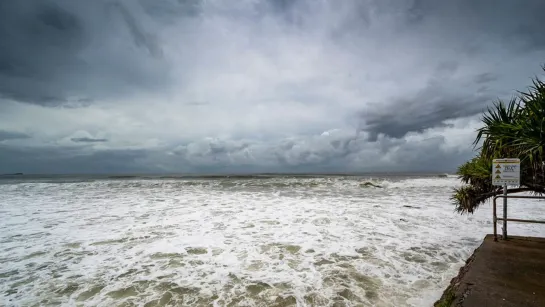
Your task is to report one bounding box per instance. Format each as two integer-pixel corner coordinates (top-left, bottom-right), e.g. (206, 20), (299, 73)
(453, 65), (545, 213)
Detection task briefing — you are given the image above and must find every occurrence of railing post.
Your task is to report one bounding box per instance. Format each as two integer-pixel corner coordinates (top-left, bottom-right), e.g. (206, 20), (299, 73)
(503, 184), (508, 240)
(491, 195), (545, 241)
(493, 196), (498, 241)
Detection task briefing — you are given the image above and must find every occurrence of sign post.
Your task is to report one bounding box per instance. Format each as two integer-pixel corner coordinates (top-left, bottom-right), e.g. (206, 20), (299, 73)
(503, 183), (507, 239)
(492, 158), (520, 240)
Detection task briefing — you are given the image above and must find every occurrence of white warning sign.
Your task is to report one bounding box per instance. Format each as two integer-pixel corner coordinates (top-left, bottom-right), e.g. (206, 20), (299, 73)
(492, 158), (520, 186)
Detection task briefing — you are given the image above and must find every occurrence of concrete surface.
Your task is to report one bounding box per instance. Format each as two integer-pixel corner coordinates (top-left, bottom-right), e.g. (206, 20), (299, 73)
(449, 235), (545, 307)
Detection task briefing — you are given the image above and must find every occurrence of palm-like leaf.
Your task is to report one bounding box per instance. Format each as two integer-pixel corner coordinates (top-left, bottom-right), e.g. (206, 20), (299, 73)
(454, 66), (545, 213)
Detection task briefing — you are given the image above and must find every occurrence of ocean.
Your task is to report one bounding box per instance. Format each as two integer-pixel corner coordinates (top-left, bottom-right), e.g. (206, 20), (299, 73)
(1, 174), (544, 307)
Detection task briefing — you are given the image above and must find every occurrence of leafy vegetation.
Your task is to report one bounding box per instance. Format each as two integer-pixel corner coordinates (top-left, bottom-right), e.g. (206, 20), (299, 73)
(453, 66), (545, 213)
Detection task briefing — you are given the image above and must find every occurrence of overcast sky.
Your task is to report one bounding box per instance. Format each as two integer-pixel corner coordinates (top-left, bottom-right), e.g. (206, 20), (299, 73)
(0, 0), (544, 174)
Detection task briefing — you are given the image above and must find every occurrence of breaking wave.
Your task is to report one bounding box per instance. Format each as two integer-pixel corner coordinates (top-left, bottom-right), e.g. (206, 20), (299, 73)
(1, 175), (543, 306)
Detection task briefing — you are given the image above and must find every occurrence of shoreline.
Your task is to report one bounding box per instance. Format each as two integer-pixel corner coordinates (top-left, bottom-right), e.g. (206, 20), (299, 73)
(433, 246), (479, 306)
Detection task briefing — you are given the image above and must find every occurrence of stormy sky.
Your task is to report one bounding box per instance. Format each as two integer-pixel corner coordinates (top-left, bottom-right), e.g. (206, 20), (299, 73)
(0, 0), (544, 174)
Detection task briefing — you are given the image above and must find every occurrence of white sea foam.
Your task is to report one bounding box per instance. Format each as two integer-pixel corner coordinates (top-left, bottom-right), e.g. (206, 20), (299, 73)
(1, 176), (544, 306)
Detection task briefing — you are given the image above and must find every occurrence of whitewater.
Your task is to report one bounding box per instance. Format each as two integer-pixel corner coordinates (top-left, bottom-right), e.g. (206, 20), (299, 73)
(1, 175), (544, 307)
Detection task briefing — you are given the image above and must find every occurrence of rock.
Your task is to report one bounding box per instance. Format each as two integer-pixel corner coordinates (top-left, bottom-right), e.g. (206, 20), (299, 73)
(360, 182), (383, 188)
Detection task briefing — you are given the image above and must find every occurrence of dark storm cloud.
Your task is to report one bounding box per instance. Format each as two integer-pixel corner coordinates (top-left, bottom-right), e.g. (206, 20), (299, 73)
(361, 88), (493, 140)
(407, 0), (545, 42)
(110, 1), (163, 58)
(0, 130), (30, 141)
(71, 137), (108, 143)
(354, 0), (545, 139)
(1, 0), (543, 109)
(412, 0), (545, 55)
(359, 60), (495, 140)
(0, 1), (84, 104)
(0, 0), (168, 106)
(1, 0), (544, 173)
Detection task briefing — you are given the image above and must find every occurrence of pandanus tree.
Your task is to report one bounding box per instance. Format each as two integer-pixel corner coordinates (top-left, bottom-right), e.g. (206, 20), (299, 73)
(452, 66), (545, 213)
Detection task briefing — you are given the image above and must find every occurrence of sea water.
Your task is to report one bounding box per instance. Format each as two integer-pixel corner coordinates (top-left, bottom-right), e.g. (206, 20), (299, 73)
(1, 175), (544, 307)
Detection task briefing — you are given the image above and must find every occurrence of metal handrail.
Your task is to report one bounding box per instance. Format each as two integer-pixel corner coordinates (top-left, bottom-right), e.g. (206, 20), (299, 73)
(493, 195), (545, 241)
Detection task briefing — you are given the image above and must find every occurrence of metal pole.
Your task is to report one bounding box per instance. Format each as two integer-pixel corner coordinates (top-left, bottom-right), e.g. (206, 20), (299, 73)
(503, 183), (508, 240)
(493, 196), (497, 241)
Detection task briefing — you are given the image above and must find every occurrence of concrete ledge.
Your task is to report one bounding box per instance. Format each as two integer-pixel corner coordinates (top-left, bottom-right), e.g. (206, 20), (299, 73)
(434, 235), (545, 307)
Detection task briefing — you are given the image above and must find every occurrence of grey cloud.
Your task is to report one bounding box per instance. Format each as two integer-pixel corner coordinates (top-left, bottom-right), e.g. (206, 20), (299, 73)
(381, 135), (469, 172)
(2, 0), (543, 107)
(352, 0), (545, 139)
(474, 73), (498, 84)
(172, 139), (252, 165)
(138, 0), (202, 22)
(0, 145), (150, 174)
(0, 114), (480, 174)
(1, 0), (544, 173)
(360, 85), (493, 140)
(167, 129), (459, 172)
(110, 1), (163, 58)
(434, 61), (459, 76)
(71, 137), (108, 143)
(406, 0), (545, 47)
(0, 1), (85, 104)
(0, 0), (169, 106)
(0, 130), (30, 141)
(184, 101), (209, 106)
